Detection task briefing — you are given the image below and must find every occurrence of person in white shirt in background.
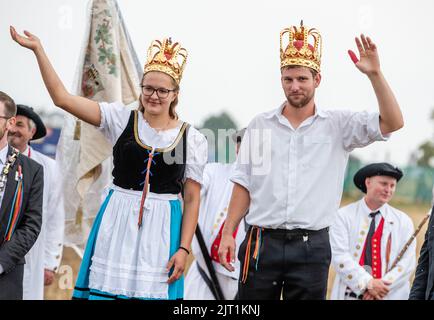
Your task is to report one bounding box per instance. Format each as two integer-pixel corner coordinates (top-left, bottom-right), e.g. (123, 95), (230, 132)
(218, 22), (404, 300)
(330, 163), (416, 300)
(185, 128), (247, 300)
(8, 104), (64, 300)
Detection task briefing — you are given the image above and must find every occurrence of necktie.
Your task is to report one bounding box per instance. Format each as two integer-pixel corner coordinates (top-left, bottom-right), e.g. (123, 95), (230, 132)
(364, 210), (380, 272)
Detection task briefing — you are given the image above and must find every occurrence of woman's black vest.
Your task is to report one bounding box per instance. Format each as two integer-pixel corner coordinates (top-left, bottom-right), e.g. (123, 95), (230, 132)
(112, 110), (189, 194)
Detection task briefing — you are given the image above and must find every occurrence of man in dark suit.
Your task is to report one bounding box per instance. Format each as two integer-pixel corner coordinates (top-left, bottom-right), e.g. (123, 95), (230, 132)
(0, 91), (43, 300)
(409, 205), (434, 300)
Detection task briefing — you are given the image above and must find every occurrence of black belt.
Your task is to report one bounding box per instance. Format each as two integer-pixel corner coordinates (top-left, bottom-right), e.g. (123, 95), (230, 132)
(345, 291), (363, 300)
(257, 226), (329, 236)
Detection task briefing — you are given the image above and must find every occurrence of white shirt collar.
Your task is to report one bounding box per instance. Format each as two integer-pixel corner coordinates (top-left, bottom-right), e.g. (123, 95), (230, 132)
(361, 197), (387, 218)
(23, 145), (31, 157)
(0, 144), (9, 165)
(264, 101), (329, 120)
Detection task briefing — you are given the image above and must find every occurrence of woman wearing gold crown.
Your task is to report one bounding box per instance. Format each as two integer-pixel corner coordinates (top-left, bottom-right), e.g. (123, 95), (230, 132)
(218, 23), (404, 300)
(10, 27), (207, 300)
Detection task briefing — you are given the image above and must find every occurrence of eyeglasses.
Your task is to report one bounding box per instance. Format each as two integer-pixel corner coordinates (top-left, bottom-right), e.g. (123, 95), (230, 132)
(141, 85), (176, 99)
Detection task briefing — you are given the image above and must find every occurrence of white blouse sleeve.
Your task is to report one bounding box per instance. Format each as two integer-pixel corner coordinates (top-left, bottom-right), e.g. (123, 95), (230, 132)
(98, 101), (132, 145)
(184, 126), (208, 185)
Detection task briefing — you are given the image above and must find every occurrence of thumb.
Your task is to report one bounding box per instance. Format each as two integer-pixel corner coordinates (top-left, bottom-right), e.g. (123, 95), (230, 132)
(166, 256), (175, 272)
(348, 50), (359, 64)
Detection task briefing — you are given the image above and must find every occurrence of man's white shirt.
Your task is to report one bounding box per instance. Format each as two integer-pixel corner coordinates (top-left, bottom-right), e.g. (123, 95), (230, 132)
(0, 144), (9, 209)
(231, 103), (390, 230)
(22, 146), (65, 300)
(0, 144), (11, 275)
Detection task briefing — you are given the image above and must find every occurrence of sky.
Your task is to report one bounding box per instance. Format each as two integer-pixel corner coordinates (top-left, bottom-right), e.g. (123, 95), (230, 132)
(1, 0), (434, 166)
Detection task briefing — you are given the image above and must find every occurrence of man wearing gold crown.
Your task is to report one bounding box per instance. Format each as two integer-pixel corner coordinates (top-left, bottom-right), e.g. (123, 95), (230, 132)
(218, 22), (404, 300)
(10, 28), (208, 300)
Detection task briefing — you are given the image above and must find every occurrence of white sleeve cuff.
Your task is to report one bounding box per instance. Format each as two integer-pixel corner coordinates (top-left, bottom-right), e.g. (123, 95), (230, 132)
(368, 112), (391, 141)
(184, 127), (208, 185)
(230, 173), (250, 193)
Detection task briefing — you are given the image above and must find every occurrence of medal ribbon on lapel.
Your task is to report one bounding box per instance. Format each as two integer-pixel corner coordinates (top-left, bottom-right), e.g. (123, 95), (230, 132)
(0, 148), (19, 194)
(4, 165), (24, 242)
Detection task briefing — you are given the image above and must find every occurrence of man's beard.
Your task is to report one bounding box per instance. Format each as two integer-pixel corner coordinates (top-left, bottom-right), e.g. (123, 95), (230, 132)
(286, 92), (314, 109)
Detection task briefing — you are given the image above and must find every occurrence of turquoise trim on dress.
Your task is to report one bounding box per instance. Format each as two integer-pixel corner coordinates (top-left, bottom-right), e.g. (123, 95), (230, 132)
(72, 195), (184, 300)
(72, 190), (114, 299)
(168, 199), (184, 299)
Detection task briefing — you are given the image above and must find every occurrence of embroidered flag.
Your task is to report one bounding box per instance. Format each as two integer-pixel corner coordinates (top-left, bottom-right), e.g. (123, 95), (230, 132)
(56, 0), (142, 252)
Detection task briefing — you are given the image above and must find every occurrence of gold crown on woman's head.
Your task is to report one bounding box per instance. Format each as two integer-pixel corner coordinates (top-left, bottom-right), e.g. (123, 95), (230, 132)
(143, 38), (188, 84)
(280, 21), (322, 73)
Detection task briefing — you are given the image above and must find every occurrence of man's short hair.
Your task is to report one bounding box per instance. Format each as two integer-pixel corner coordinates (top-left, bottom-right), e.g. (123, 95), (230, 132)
(281, 65), (318, 78)
(0, 91), (17, 118)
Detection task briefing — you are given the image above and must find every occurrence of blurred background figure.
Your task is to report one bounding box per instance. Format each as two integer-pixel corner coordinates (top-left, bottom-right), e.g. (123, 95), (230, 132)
(185, 128), (246, 300)
(330, 163), (416, 300)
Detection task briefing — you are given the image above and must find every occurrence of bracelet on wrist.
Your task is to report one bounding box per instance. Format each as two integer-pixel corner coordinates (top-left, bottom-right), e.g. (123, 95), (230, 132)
(179, 246), (190, 255)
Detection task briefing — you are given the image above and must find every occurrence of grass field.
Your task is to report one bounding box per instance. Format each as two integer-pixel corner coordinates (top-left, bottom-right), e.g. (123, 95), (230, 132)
(44, 199), (432, 300)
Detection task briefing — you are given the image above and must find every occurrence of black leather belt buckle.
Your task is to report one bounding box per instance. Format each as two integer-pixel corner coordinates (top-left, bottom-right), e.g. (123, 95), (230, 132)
(345, 291), (363, 300)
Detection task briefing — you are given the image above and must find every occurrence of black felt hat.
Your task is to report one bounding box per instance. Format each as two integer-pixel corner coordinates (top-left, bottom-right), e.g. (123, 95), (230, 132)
(16, 104), (47, 140)
(353, 162), (403, 193)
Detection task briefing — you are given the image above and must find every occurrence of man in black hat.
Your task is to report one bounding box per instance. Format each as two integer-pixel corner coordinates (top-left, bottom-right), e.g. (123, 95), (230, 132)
(329, 163), (416, 300)
(8, 104), (64, 300)
(0, 92), (43, 300)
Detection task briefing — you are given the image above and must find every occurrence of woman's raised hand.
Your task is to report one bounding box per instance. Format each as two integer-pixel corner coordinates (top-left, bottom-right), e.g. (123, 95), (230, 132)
(10, 26), (42, 52)
(9, 25), (101, 126)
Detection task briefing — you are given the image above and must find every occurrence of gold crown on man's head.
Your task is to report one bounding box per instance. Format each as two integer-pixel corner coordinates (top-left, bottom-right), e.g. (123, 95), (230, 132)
(144, 38), (188, 84)
(280, 21), (322, 73)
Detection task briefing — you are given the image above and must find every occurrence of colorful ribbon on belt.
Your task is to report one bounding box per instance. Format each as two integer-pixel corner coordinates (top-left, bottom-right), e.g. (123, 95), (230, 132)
(4, 165), (24, 242)
(241, 226), (263, 284)
(138, 148), (155, 228)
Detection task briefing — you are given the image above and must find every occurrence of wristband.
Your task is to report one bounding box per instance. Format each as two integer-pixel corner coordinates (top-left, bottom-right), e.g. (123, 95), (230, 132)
(179, 246), (190, 255)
